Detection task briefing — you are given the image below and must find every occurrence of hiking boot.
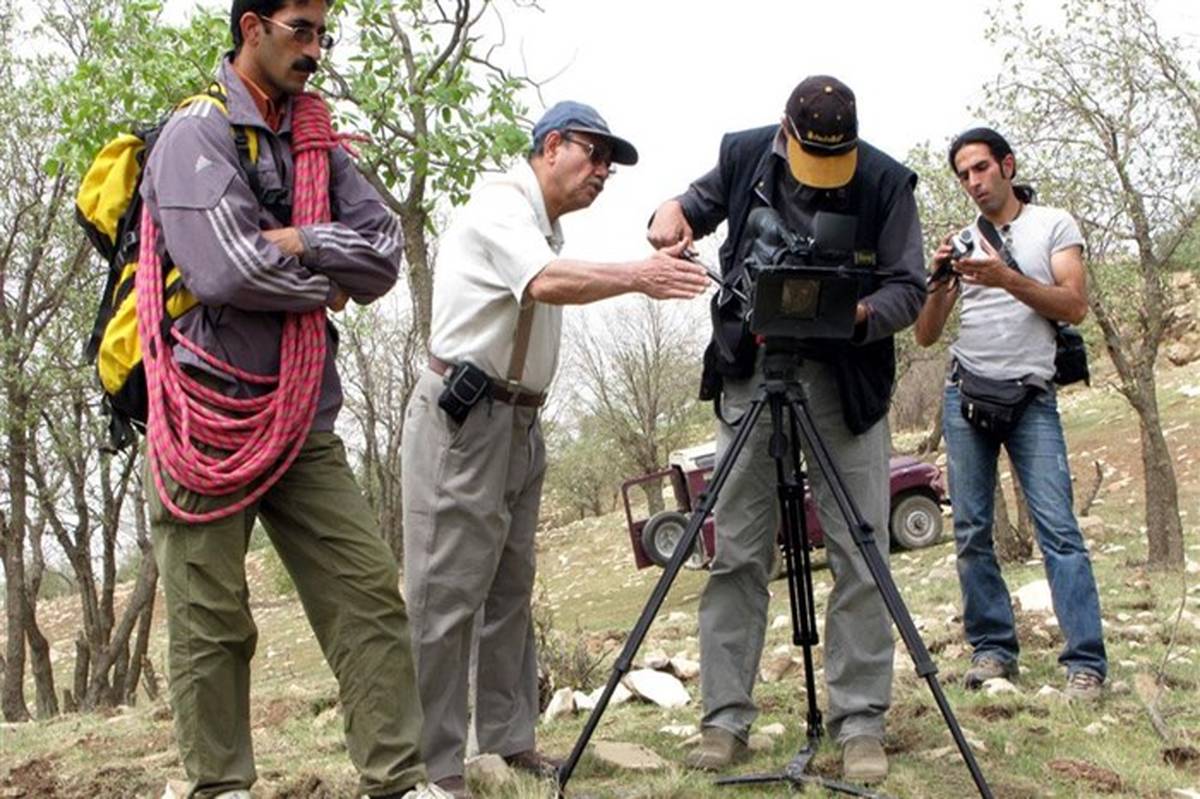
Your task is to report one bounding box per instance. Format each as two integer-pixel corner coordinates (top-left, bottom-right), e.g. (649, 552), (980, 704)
(1065, 671), (1104, 703)
(842, 735), (888, 785)
(963, 655), (1018, 690)
(683, 726), (750, 771)
(502, 748), (563, 778)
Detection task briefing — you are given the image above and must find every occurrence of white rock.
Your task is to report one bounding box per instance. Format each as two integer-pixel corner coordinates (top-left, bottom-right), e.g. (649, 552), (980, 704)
(465, 753), (514, 788)
(162, 782), (191, 799)
(748, 734), (774, 752)
(1084, 722), (1105, 735)
(948, 728), (987, 752)
(623, 669), (691, 708)
(591, 741), (668, 771)
(314, 705), (340, 730)
(659, 723), (698, 738)
(1014, 579), (1054, 613)
(983, 678), (1018, 697)
(771, 614), (791, 631)
(760, 654), (798, 684)
(669, 656), (701, 681)
(920, 745), (957, 760)
(1036, 685), (1064, 701)
(587, 683), (633, 709)
(642, 650), (671, 670)
(760, 722), (787, 737)
(1171, 790), (1200, 799)
(573, 690), (596, 712)
(1187, 560), (1200, 576)
(543, 687), (575, 722)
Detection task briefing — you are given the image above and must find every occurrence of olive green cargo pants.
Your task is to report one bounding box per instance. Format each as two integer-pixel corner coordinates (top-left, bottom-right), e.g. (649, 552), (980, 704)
(149, 432), (426, 798)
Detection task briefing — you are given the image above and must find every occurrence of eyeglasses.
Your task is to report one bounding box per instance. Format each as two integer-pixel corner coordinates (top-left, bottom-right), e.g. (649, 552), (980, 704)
(258, 14), (336, 50)
(562, 134), (615, 170)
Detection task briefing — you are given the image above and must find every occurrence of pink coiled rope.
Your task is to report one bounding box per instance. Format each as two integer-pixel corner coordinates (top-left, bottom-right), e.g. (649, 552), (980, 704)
(138, 93), (342, 523)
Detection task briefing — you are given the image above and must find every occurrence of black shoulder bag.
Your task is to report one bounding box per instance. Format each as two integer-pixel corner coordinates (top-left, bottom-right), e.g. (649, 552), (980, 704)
(976, 217), (1090, 387)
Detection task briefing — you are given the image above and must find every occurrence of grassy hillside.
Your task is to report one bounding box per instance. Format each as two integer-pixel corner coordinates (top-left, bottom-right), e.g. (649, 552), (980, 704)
(3, 362), (1200, 798)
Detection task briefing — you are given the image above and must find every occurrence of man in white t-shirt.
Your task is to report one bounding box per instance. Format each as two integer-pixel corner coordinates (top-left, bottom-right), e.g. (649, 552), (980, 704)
(915, 127), (1107, 703)
(400, 101), (708, 798)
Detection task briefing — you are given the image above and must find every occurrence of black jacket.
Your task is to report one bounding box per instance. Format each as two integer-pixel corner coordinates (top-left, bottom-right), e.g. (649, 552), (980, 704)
(677, 125), (923, 434)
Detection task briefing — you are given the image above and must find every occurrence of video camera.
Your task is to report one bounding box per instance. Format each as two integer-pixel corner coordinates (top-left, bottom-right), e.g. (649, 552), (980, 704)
(927, 227), (974, 286)
(734, 208), (875, 340)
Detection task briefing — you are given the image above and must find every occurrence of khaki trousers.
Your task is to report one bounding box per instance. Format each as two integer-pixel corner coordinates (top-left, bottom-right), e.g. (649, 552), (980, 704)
(698, 358), (895, 743)
(401, 369), (546, 782)
(150, 432), (426, 798)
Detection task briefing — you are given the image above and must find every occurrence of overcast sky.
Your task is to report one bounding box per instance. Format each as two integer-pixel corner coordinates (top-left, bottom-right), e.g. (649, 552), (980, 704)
(163, 0), (1198, 277)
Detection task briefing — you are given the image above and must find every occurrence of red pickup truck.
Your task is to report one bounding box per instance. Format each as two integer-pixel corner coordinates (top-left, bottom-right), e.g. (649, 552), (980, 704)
(624, 441), (947, 571)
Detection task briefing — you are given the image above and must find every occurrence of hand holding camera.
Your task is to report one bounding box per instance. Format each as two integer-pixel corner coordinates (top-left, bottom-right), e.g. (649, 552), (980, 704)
(927, 228), (974, 288)
(954, 236), (1018, 290)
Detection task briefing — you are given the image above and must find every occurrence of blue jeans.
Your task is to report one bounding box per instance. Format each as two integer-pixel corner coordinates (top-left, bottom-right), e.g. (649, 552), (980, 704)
(943, 384), (1107, 679)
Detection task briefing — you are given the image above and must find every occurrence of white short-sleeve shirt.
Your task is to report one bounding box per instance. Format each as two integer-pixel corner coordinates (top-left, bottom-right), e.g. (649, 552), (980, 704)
(950, 204), (1084, 381)
(429, 160), (564, 393)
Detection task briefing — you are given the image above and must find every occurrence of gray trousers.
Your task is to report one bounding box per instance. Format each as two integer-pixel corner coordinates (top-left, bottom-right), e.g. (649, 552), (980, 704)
(401, 369), (546, 782)
(698, 358), (894, 743)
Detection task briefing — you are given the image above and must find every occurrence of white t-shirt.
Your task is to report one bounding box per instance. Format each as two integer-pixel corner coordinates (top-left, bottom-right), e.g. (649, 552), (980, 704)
(429, 160), (564, 393)
(950, 204), (1084, 381)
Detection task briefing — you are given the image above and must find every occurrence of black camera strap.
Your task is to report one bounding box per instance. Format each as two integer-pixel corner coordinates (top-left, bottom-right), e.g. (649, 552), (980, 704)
(975, 214), (1088, 387)
(975, 214), (1063, 332)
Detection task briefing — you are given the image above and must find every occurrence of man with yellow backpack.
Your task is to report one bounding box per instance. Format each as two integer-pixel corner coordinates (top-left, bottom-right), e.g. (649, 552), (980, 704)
(76, 2), (445, 797)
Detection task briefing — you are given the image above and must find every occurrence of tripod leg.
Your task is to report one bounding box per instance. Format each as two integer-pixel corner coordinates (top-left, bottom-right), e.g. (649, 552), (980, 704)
(556, 391), (771, 794)
(786, 392), (995, 799)
(782, 404), (822, 741)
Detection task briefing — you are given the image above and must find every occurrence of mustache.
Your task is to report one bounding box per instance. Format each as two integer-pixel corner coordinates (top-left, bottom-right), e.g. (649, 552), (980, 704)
(292, 56), (319, 74)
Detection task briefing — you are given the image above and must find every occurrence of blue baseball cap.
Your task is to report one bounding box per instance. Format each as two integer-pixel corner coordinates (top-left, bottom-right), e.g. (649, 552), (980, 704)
(530, 100), (639, 166)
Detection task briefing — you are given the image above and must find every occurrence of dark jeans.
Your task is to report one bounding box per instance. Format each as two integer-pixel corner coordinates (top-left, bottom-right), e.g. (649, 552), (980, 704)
(943, 385), (1107, 679)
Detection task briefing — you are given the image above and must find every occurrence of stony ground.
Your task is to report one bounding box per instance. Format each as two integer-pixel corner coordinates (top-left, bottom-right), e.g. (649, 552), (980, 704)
(3, 359), (1200, 798)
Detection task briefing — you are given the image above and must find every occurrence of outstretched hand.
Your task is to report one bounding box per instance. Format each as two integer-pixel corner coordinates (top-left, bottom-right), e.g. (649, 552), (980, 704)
(637, 240), (710, 300)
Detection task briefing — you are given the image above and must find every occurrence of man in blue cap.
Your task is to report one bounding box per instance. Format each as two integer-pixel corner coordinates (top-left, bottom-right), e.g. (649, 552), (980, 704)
(401, 100), (708, 797)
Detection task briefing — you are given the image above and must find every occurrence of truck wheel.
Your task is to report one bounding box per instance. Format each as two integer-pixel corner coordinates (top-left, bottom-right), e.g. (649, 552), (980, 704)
(641, 511), (704, 570)
(890, 492), (943, 550)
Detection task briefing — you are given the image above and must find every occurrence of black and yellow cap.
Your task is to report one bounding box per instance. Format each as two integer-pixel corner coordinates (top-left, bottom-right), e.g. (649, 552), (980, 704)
(784, 75), (858, 189)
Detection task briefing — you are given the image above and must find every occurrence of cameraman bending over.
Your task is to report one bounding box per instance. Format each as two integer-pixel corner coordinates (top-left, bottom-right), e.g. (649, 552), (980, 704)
(649, 75), (925, 785)
(914, 127), (1107, 701)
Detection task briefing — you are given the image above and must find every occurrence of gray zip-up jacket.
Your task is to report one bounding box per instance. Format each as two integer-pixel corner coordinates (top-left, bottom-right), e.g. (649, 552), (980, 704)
(142, 59), (402, 431)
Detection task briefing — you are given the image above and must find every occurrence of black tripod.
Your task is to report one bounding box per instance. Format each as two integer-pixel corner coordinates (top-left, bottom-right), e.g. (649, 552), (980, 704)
(556, 345), (993, 798)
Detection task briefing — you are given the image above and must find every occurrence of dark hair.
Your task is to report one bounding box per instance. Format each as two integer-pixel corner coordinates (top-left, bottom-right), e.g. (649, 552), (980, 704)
(948, 127), (1015, 174)
(230, 0), (332, 51)
(948, 126), (1036, 203)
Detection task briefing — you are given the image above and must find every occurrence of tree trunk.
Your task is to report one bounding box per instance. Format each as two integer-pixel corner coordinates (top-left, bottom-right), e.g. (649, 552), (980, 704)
(1007, 453), (1034, 560)
(125, 597), (156, 706)
(25, 619), (58, 719)
(401, 209), (432, 347)
(1133, 377), (1185, 568)
(2, 419), (31, 722)
(919, 401), (945, 455)
(993, 464), (1028, 564)
(73, 637), (90, 709)
(641, 477), (665, 516)
(84, 551), (159, 709)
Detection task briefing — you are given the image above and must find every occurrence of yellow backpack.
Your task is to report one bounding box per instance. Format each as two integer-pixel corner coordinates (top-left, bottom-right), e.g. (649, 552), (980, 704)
(77, 83), (276, 448)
